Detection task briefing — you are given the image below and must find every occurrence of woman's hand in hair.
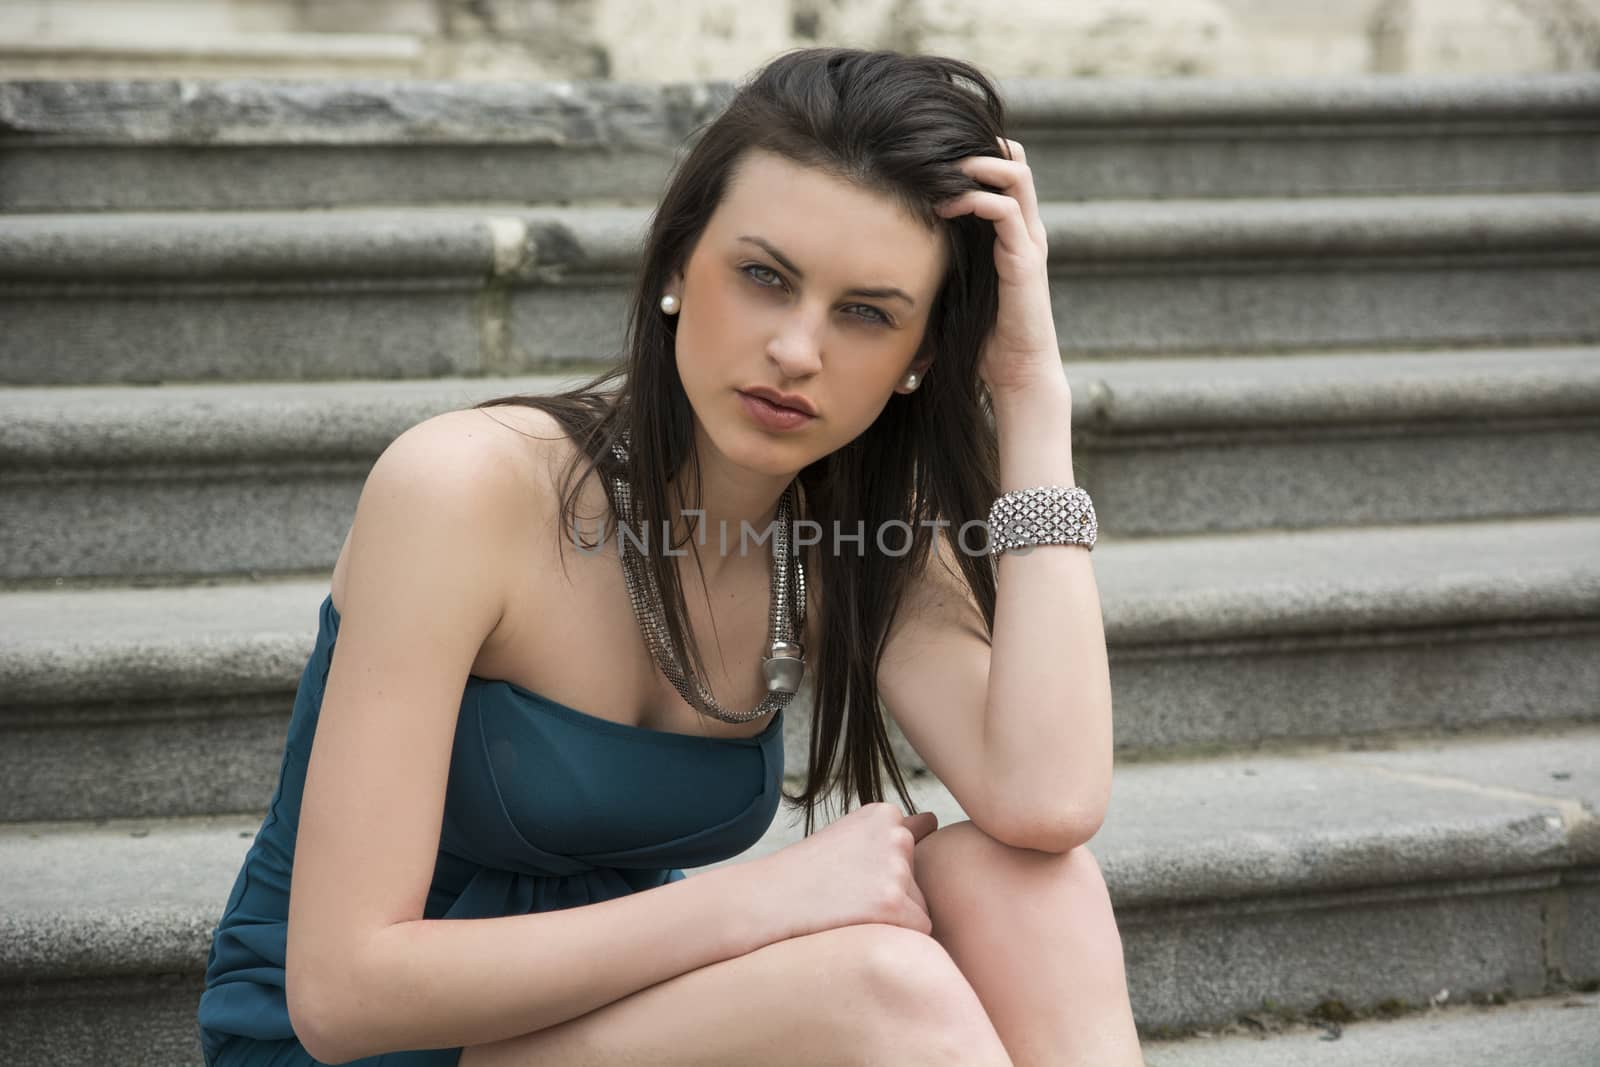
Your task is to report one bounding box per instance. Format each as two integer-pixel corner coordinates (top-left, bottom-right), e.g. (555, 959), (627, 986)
(751, 802), (940, 942)
(935, 137), (1067, 399)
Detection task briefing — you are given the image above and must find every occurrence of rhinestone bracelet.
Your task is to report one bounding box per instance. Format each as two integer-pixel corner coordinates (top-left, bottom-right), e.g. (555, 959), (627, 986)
(987, 485), (1098, 556)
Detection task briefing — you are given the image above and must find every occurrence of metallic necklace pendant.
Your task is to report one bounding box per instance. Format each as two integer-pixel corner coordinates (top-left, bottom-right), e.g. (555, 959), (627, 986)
(762, 640), (806, 695)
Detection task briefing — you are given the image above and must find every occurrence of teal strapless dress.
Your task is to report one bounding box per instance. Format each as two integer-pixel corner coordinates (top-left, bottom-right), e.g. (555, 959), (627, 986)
(197, 593), (786, 1066)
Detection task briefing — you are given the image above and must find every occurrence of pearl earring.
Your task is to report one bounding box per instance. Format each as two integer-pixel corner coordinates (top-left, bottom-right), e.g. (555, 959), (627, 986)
(660, 293), (679, 315)
(902, 371), (920, 391)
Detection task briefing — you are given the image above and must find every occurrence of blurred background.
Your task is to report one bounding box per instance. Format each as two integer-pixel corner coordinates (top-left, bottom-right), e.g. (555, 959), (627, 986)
(2, 0), (1599, 81)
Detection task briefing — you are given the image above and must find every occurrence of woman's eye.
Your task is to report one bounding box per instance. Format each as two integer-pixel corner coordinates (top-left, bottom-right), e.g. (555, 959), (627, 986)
(848, 305), (891, 326)
(742, 264), (784, 288)
(741, 264), (890, 326)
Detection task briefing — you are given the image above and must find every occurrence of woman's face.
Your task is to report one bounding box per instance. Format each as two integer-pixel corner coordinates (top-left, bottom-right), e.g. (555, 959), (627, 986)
(666, 149), (948, 479)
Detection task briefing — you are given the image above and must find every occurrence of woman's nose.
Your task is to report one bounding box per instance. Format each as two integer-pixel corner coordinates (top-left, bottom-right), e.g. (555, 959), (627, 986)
(766, 311), (824, 378)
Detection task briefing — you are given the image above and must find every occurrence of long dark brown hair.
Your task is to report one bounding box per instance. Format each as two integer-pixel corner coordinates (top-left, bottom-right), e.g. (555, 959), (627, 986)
(472, 46), (1007, 835)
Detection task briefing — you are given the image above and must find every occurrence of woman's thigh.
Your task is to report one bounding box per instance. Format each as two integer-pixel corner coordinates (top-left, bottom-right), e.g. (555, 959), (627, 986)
(458, 921), (1010, 1067)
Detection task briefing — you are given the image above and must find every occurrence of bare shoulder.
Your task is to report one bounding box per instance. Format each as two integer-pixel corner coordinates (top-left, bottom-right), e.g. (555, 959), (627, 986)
(416, 399), (619, 569)
(459, 402), (596, 515)
(407, 400), (610, 613)
(372, 404), (558, 490)
(329, 404), (573, 612)
(445, 403), (567, 487)
(461, 400), (569, 452)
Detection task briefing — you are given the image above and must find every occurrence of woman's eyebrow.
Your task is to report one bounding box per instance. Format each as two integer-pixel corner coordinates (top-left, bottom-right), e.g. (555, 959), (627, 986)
(737, 235), (917, 307)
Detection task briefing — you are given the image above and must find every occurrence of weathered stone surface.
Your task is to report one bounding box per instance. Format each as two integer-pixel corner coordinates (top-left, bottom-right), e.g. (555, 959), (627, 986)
(0, 77), (734, 146)
(899, 0), (1241, 78)
(0, 30), (427, 81)
(4, 74), (1594, 210)
(594, 0), (791, 83)
(0, 973), (208, 1067)
(298, 0), (442, 36)
(1140, 990), (1600, 1067)
(4, 0), (1599, 81)
(1373, 0), (1600, 76)
(0, 0), (301, 39)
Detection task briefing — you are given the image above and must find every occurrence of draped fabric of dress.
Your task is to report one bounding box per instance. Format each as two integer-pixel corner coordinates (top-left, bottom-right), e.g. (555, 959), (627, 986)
(197, 593), (786, 1066)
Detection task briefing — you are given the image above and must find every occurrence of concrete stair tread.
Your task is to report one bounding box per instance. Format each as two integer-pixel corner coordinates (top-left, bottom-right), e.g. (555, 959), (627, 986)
(3, 31), (424, 61)
(1090, 514), (1600, 639)
(8, 201), (1594, 383)
(5, 74), (1595, 146)
(4, 345), (1596, 465)
(999, 72), (1600, 123)
(1077, 344), (1600, 427)
(3, 723), (1596, 982)
(0, 372), (602, 465)
(3, 514), (1598, 696)
(5, 75), (1595, 209)
(4, 194), (1598, 279)
(1140, 989), (1600, 1066)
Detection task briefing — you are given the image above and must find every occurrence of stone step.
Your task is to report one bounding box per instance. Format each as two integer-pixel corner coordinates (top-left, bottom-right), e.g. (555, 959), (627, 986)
(0, 0), (309, 39)
(1140, 989), (1600, 1067)
(3, 515), (1596, 822)
(3, 346), (1596, 583)
(3, 194), (1596, 386)
(0, 31), (425, 82)
(2, 74), (1596, 211)
(1076, 345), (1600, 536)
(2, 724), (1594, 1063)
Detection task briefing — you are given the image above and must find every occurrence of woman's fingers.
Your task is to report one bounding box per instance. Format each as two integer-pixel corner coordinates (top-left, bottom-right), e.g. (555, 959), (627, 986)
(938, 187), (1043, 273)
(903, 809), (940, 842)
(941, 143), (1046, 251)
(969, 153), (1044, 248)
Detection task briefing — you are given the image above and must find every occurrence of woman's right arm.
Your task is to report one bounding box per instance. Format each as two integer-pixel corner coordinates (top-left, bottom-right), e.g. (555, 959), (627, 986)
(284, 414), (788, 1064)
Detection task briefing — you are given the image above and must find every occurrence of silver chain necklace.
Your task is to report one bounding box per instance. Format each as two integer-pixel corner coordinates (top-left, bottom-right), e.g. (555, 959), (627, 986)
(609, 431), (807, 724)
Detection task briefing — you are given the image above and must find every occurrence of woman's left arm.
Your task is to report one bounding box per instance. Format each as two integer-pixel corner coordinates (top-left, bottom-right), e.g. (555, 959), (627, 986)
(938, 137), (1112, 850)
(984, 373), (1114, 854)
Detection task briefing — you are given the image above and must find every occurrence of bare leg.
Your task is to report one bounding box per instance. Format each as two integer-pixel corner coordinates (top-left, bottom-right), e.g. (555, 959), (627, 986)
(458, 921), (1014, 1067)
(913, 819), (1145, 1067)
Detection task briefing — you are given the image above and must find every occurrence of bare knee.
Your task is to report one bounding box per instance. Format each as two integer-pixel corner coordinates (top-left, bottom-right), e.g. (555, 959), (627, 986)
(836, 924), (1011, 1066)
(455, 921), (1003, 1067)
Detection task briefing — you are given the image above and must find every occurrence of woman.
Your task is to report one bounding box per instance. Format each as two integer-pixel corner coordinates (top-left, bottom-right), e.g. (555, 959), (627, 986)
(198, 46), (1141, 1067)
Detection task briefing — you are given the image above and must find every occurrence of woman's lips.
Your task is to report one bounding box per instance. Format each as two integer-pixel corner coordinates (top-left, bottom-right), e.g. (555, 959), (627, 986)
(739, 390), (816, 431)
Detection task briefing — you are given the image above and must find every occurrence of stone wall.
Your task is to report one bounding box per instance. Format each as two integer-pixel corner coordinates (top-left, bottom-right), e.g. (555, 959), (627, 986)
(1, 0), (1597, 81)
